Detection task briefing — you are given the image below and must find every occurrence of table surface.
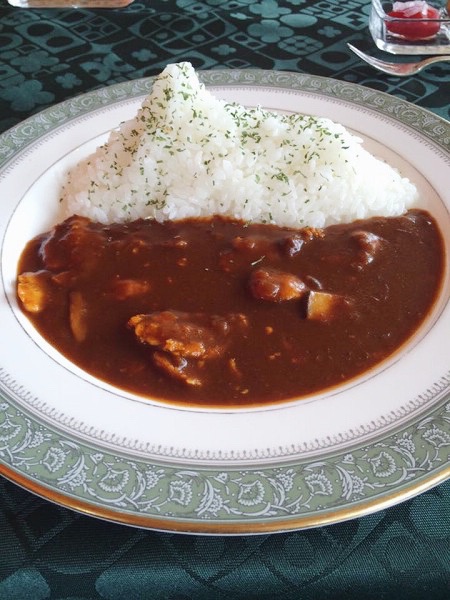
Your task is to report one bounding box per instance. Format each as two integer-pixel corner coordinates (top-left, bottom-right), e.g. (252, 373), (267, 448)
(0, 1), (449, 598)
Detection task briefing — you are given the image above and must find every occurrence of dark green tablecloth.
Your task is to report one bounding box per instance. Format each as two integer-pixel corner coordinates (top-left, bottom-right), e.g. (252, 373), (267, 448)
(1, 476), (449, 599)
(1, 1), (449, 598)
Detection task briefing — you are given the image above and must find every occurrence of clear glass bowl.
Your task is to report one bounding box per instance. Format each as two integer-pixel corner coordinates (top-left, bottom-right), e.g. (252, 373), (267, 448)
(370, 0), (450, 54)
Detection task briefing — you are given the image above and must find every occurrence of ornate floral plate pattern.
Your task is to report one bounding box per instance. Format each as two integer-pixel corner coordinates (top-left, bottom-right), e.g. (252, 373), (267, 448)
(0, 70), (449, 533)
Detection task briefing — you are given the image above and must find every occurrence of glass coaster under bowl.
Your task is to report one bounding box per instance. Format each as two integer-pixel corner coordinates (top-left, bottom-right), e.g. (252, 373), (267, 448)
(370, 0), (450, 54)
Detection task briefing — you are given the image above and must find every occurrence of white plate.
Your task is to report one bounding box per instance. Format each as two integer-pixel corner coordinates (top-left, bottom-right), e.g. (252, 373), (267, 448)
(0, 70), (449, 534)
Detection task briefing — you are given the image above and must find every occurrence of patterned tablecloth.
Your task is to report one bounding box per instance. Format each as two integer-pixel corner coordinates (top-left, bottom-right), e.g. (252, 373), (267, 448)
(0, 1), (449, 598)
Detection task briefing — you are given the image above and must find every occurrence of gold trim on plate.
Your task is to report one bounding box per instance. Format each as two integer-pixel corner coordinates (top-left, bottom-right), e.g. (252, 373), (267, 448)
(2, 463), (449, 534)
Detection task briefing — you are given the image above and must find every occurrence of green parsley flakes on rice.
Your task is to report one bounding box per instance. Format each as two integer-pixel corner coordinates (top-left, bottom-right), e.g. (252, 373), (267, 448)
(61, 62), (417, 228)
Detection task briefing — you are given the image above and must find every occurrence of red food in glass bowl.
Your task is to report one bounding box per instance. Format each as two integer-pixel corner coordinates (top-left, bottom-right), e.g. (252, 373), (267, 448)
(386, 1), (441, 40)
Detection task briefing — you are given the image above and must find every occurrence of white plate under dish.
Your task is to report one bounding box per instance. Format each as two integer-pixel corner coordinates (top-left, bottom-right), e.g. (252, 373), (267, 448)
(0, 70), (449, 534)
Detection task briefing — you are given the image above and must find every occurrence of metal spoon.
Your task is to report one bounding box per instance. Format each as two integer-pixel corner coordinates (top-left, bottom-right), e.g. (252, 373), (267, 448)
(347, 44), (450, 76)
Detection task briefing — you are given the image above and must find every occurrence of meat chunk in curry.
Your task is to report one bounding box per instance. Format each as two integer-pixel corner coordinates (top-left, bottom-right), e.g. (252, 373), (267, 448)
(249, 267), (307, 302)
(128, 310), (248, 386)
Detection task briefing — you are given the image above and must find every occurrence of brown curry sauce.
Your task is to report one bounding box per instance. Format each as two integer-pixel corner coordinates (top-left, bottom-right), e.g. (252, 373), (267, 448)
(17, 209), (444, 407)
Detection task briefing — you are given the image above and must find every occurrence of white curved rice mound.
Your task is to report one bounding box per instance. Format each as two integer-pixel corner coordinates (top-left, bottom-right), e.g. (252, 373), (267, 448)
(61, 62), (417, 227)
